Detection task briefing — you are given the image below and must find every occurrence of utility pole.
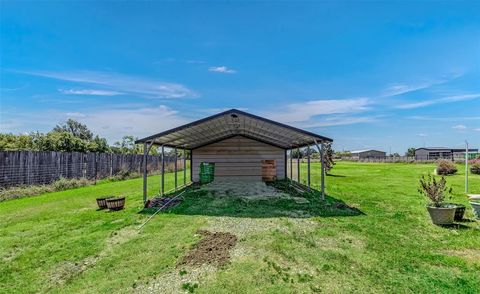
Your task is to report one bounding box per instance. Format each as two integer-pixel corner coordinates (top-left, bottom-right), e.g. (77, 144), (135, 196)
(465, 140), (469, 193)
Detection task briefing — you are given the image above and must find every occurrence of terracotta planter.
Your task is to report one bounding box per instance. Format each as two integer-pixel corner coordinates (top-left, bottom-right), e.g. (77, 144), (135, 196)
(106, 197), (125, 211)
(427, 205), (456, 225)
(470, 202), (480, 220)
(96, 197), (111, 209)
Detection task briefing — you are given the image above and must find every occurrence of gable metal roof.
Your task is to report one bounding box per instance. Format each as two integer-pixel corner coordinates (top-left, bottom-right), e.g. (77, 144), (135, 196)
(135, 109), (332, 149)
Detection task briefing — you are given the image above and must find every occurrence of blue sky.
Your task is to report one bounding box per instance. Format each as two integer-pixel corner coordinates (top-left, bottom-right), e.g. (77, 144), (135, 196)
(1, 1), (479, 153)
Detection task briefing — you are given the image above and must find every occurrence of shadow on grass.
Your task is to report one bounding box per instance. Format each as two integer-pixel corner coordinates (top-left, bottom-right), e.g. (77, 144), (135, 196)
(438, 223), (472, 230)
(139, 182), (364, 219)
(327, 173), (346, 178)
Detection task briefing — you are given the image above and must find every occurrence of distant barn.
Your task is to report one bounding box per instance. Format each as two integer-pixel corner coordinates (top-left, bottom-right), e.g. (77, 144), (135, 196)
(350, 150), (386, 160)
(415, 147), (478, 160)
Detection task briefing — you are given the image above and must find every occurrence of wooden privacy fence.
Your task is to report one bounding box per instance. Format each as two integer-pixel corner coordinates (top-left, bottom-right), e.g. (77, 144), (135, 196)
(0, 151), (184, 188)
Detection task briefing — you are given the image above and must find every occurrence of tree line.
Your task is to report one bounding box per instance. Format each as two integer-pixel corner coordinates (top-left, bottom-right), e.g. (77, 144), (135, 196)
(0, 119), (164, 154)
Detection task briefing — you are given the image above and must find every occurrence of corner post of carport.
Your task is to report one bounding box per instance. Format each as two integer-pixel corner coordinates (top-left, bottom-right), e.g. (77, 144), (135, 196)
(174, 147), (178, 191)
(183, 148), (187, 186)
(289, 149), (293, 181)
(307, 145), (311, 189)
(297, 146), (300, 183)
(161, 145), (165, 196)
(142, 140), (154, 204)
(314, 139), (325, 200)
(320, 142), (325, 199)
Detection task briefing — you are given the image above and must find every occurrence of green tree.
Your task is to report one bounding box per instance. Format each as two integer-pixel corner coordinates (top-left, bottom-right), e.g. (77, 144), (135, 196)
(112, 136), (144, 154)
(53, 119), (93, 141)
(406, 147), (416, 157)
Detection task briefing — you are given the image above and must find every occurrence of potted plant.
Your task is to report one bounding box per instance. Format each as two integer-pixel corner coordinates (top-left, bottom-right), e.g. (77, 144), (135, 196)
(418, 175), (455, 225)
(470, 202), (480, 220)
(96, 197), (111, 209)
(106, 197), (126, 211)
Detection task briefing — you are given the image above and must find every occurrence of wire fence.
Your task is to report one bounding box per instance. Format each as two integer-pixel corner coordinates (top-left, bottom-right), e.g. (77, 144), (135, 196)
(0, 151), (186, 188)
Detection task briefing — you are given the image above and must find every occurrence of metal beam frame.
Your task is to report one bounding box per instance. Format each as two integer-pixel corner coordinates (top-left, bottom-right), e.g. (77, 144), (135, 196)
(307, 145), (311, 189)
(174, 147), (178, 191)
(183, 148), (187, 186)
(142, 141), (154, 204)
(290, 149), (293, 180)
(313, 139), (325, 200)
(135, 109), (333, 150)
(297, 147), (300, 183)
(161, 145), (165, 196)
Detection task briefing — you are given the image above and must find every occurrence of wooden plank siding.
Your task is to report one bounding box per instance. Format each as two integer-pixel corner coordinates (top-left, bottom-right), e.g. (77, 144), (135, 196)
(191, 135), (285, 182)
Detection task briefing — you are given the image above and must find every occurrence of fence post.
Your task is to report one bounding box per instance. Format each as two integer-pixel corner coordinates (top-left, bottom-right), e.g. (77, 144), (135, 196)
(110, 154), (113, 176)
(94, 153), (97, 185)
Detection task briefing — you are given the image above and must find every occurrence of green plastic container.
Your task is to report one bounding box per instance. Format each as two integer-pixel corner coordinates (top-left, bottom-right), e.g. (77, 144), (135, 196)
(199, 162), (215, 184)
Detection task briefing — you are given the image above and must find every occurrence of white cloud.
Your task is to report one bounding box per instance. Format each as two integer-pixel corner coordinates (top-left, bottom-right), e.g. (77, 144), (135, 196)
(396, 93), (480, 109)
(199, 107), (249, 114)
(0, 105), (191, 143)
(65, 112), (87, 118)
(266, 98), (370, 123)
(295, 115), (379, 128)
(59, 89), (123, 96)
(382, 72), (463, 97)
(452, 124), (467, 130)
(474, 128), (480, 132)
(417, 133), (428, 137)
(408, 115), (480, 121)
(382, 82), (435, 97)
(208, 66), (236, 74)
(78, 105), (190, 142)
(18, 70), (196, 99)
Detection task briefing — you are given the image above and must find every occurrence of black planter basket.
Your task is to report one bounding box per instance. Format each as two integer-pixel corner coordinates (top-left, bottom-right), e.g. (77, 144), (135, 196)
(96, 197), (111, 209)
(106, 197), (126, 211)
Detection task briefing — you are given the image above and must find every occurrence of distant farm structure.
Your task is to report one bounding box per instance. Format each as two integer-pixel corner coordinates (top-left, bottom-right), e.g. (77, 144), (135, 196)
(350, 150), (386, 160)
(415, 147), (479, 161)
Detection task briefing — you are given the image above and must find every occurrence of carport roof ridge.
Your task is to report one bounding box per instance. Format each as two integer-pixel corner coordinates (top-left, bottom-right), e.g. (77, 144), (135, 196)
(135, 108), (332, 149)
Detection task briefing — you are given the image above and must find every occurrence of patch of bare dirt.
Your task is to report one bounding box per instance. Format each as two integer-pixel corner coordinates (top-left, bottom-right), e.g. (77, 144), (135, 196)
(179, 230), (237, 267)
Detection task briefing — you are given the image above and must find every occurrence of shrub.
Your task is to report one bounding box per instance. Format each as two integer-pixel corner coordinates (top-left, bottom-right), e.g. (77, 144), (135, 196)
(51, 177), (90, 191)
(436, 159), (457, 175)
(418, 174), (452, 207)
(0, 177), (92, 202)
(470, 158), (480, 175)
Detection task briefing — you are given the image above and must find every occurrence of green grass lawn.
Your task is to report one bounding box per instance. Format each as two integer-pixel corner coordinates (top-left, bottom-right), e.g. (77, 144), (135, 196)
(1, 162), (479, 293)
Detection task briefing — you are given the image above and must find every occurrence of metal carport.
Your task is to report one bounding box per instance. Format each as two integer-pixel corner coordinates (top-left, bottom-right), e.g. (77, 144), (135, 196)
(136, 109), (333, 203)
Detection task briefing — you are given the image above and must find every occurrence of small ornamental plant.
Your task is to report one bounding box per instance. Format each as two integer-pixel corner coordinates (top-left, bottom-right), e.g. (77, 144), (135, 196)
(418, 174), (452, 207)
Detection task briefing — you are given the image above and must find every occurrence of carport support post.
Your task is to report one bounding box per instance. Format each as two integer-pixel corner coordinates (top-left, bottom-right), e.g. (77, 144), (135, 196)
(183, 149), (186, 186)
(314, 139), (325, 200)
(143, 143), (148, 204)
(174, 147), (178, 191)
(297, 147), (300, 182)
(307, 145), (311, 189)
(289, 149), (293, 180)
(161, 145), (165, 196)
(143, 141), (154, 204)
(320, 142), (325, 200)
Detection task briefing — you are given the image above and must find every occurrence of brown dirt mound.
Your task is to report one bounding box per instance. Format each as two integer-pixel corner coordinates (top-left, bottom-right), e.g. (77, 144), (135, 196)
(179, 230), (237, 267)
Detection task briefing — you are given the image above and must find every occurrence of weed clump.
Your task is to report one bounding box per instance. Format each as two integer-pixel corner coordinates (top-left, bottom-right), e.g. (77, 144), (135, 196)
(436, 159), (457, 175)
